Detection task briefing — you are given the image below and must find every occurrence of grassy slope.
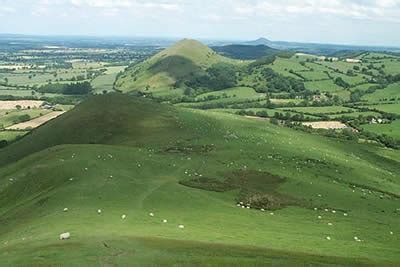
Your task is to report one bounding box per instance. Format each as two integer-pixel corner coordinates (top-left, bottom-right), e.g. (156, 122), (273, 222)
(0, 94), (399, 266)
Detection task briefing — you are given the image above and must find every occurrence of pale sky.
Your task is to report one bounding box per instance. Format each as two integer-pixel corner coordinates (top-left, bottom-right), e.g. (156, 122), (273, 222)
(0, 0), (400, 46)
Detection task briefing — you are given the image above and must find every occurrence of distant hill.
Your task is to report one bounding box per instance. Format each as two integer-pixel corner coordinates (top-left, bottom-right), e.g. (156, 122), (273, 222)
(242, 38), (273, 46)
(115, 39), (241, 95)
(211, 44), (279, 60)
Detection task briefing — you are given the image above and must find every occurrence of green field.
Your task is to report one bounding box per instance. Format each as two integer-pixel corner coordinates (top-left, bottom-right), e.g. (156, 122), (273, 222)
(304, 80), (342, 92)
(281, 106), (355, 115)
(0, 94), (399, 266)
(0, 130), (27, 142)
(362, 83), (400, 102)
(363, 103), (400, 115)
(362, 120), (400, 140)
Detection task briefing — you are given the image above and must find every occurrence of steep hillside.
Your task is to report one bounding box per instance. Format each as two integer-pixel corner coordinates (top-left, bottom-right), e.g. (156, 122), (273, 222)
(0, 94), (399, 265)
(115, 39), (242, 97)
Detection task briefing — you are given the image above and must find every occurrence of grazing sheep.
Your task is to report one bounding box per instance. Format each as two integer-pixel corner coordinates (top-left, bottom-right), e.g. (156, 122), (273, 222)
(63, 208), (68, 212)
(178, 225), (185, 229)
(59, 232), (70, 240)
(261, 208), (265, 212)
(390, 231), (394, 235)
(98, 209), (102, 214)
(121, 214), (127, 219)
(328, 223), (333, 226)
(163, 219), (168, 223)
(318, 216), (322, 219)
(344, 213), (348, 216)
(326, 236), (331, 241)
(332, 210), (336, 214)
(149, 212), (154, 217)
(270, 212), (274, 215)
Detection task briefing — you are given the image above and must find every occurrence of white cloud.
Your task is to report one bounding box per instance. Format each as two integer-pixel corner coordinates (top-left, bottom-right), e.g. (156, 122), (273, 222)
(231, 0), (400, 22)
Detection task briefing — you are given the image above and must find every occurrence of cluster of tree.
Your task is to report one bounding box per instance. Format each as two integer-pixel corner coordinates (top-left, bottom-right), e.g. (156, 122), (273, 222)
(211, 45), (279, 60)
(184, 63), (237, 93)
(261, 68), (305, 93)
(334, 77), (350, 88)
(36, 81), (92, 95)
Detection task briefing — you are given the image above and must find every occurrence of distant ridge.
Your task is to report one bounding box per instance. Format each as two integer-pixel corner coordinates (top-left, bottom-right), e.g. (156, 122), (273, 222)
(211, 44), (279, 60)
(239, 37), (400, 55)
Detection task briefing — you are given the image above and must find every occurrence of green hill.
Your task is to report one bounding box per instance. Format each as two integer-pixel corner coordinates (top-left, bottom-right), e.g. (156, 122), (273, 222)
(0, 94), (399, 266)
(115, 39), (242, 97)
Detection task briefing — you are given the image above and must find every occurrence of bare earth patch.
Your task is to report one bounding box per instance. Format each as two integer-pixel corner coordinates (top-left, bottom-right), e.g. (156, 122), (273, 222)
(0, 100), (44, 110)
(6, 111), (65, 130)
(244, 116), (270, 121)
(302, 121), (348, 130)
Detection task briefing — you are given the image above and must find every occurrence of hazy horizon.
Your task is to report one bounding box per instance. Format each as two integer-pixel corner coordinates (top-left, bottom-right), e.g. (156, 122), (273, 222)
(0, 0), (399, 47)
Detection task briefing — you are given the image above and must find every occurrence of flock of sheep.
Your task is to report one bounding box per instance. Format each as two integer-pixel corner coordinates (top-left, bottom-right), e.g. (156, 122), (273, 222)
(58, 150), (395, 245)
(59, 209), (184, 240)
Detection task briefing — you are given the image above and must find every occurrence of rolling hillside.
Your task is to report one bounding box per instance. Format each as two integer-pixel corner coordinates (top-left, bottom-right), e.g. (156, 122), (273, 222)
(0, 94), (399, 266)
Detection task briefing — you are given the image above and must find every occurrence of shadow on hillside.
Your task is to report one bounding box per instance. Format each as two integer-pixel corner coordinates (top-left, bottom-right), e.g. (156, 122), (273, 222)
(149, 55), (206, 81)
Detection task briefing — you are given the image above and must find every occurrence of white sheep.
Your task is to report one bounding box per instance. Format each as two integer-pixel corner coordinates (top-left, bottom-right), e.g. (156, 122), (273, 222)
(326, 236), (331, 241)
(149, 212), (154, 217)
(163, 219), (168, 223)
(98, 209), (102, 214)
(63, 208), (68, 212)
(178, 224), (185, 229)
(59, 232), (70, 240)
(121, 214), (127, 219)
(318, 216), (322, 219)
